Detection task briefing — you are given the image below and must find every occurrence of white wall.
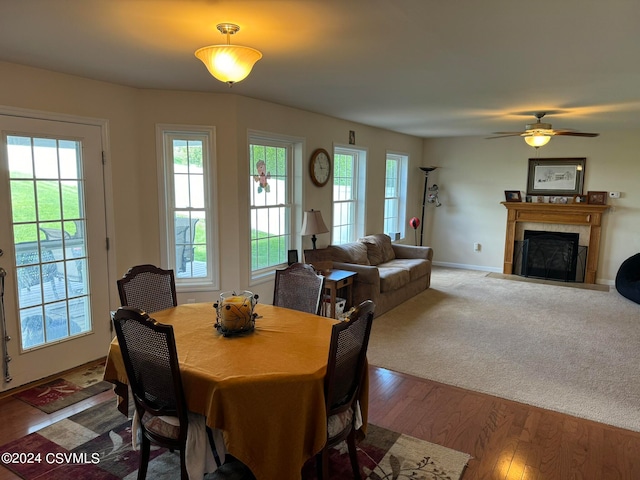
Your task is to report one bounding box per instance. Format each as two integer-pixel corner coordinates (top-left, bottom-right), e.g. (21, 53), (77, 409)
(423, 133), (640, 283)
(2, 58), (632, 305)
(0, 61), (424, 306)
(136, 92), (425, 301)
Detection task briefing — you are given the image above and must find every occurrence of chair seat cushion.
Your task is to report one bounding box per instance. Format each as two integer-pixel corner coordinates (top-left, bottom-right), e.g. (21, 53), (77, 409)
(142, 411), (181, 439)
(327, 407), (354, 439)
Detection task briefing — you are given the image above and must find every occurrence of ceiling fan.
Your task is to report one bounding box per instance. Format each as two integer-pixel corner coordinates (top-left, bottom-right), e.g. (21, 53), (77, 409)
(487, 112), (600, 147)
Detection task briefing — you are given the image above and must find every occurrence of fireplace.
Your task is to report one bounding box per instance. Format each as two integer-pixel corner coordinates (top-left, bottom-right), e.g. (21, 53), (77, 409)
(501, 202), (610, 284)
(515, 231), (586, 282)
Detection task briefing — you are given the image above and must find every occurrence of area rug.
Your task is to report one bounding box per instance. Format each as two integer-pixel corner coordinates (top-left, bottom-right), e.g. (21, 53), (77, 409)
(367, 266), (640, 432)
(12, 363), (111, 414)
(0, 400), (471, 480)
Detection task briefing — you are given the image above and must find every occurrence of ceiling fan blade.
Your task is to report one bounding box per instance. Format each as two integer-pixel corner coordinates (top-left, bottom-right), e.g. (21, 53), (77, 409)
(553, 131), (600, 137)
(491, 131), (526, 135)
(485, 133), (524, 139)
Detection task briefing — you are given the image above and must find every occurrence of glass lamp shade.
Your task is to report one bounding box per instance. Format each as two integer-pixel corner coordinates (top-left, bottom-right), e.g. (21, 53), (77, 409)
(524, 133), (551, 147)
(195, 45), (262, 84)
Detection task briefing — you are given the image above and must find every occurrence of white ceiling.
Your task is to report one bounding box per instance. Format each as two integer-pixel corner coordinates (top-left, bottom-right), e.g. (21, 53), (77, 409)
(2, 0), (640, 138)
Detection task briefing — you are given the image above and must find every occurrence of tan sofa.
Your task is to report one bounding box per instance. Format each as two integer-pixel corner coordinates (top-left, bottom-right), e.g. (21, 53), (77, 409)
(304, 233), (433, 317)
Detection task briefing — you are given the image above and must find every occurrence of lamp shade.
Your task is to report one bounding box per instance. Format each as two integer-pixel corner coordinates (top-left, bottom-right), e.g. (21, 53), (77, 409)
(301, 210), (329, 236)
(524, 133), (551, 148)
(195, 45), (262, 84)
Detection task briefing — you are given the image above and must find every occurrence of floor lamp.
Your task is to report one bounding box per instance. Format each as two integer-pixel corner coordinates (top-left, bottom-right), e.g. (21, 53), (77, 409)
(419, 166), (438, 246)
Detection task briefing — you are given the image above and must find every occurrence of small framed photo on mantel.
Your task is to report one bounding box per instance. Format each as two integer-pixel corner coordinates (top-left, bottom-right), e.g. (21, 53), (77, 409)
(504, 190), (522, 202)
(587, 191), (607, 205)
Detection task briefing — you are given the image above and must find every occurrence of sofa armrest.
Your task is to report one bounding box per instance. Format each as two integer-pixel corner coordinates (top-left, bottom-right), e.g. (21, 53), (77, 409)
(392, 244), (434, 261)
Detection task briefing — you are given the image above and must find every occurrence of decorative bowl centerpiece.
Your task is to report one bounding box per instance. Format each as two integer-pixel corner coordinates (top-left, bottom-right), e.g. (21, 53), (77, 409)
(213, 291), (259, 337)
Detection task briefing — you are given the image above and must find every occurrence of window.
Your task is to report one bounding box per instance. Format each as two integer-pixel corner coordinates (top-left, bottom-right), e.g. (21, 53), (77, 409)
(332, 147), (366, 244)
(157, 125), (218, 290)
(249, 136), (292, 281)
(384, 152), (408, 240)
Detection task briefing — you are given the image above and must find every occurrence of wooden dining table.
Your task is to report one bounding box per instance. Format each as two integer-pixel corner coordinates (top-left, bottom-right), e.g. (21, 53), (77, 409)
(103, 302), (369, 480)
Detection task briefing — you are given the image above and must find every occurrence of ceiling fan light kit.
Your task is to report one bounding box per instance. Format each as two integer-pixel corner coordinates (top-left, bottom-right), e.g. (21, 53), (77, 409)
(195, 23), (262, 86)
(488, 112), (599, 148)
(524, 133), (551, 148)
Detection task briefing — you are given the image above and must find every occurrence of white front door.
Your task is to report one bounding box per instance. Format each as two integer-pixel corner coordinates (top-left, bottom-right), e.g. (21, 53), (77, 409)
(0, 114), (111, 390)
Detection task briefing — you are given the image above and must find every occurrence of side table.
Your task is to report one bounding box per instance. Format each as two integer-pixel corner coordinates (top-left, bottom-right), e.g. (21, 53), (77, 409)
(322, 269), (358, 318)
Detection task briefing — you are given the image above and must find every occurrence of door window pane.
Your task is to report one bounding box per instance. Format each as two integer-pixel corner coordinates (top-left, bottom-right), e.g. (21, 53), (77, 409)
(8, 135), (91, 351)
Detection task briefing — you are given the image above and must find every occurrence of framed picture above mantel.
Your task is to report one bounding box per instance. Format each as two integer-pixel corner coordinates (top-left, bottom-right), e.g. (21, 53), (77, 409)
(526, 157), (586, 196)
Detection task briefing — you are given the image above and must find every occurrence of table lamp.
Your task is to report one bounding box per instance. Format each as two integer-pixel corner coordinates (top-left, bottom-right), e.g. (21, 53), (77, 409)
(301, 209), (329, 250)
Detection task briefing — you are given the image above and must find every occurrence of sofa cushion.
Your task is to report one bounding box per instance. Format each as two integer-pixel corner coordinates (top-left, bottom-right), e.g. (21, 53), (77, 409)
(359, 234), (395, 265)
(377, 266), (410, 292)
(381, 258), (430, 281)
(330, 243), (370, 265)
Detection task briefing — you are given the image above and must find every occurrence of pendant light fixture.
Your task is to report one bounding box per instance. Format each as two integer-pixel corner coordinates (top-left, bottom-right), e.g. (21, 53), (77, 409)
(195, 23), (262, 86)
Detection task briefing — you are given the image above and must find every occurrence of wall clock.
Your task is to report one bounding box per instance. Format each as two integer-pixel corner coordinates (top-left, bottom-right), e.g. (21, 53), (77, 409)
(309, 148), (331, 187)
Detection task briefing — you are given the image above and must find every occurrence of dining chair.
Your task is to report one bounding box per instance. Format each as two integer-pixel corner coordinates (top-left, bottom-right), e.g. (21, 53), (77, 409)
(112, 306), (191, 480)
(316, 299), (376, 480)
(273, 262), (325, 315)
(117, 264), (177, 313)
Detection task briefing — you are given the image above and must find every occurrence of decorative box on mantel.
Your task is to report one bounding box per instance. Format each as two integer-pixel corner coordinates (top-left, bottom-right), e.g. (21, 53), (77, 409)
(501, 202), (610, 284)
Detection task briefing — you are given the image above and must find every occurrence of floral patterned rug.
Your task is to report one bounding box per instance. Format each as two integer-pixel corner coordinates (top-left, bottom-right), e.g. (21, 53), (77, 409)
(0, 398), (471, 479)
(12, 363), (111, 414)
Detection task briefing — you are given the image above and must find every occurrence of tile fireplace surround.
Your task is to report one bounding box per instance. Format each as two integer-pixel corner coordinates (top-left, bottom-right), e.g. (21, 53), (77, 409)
(501, 202), (610, 284)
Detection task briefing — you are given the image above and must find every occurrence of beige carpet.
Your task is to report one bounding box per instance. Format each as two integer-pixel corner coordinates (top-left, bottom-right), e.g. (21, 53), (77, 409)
(368, 266), (640, 432)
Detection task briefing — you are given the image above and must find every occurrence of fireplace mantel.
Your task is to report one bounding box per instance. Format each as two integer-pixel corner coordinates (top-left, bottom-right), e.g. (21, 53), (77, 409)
(501, 202), (610, 283)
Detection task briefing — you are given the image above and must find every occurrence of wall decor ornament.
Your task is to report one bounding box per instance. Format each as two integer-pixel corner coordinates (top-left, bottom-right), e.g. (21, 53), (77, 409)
(526, 158), (586, 196)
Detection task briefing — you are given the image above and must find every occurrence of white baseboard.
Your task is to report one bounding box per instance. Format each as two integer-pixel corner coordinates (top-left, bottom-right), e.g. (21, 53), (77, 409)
(432, 261), (501, 273)
(432, 261), (616, 286)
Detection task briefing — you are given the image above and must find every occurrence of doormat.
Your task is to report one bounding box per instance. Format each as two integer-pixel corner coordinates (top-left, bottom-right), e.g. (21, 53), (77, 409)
(12, 363), (111, 414)
(0, 400), (471, 480)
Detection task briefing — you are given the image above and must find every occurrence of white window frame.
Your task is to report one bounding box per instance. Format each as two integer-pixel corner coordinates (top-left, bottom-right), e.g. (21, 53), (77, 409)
(156, 124), (219, 291)
(248, 133), (298, 284)
(332, 146), (367, 244)
(384, 152), (408, 241)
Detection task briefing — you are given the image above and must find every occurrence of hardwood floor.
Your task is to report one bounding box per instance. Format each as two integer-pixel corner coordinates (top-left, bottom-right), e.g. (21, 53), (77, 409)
(1, 365), (639, 479)
(368, 366), (640, 480)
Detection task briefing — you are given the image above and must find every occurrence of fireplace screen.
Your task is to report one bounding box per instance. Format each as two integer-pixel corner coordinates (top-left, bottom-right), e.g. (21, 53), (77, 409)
(513, 231), (587, 282)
